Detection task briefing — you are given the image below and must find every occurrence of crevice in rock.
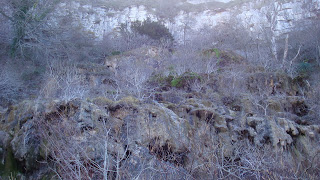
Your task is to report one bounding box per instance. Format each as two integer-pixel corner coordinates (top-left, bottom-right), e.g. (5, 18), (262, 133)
(293, 101), (309, 117)
(238, 130), (255, 144)
(148, 138), (188, 167)
(261, 135), (271, 145)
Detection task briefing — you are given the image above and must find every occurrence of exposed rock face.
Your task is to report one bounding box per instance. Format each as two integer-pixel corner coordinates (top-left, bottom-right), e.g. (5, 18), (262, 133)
(0, 91), (319, 179)
(49, 0), (320, 43)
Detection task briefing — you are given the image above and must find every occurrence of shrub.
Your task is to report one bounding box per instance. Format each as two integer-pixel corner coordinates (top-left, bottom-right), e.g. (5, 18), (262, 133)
(170, 72), (201, 88)
(203, 48), (220, 58)
(171, 77), (182, 88)
(131, 18), (173, 41)
(213, 48), (221, 59)
(150, 70), (202, 90)
(296, 60), (313, 78)
(111, 51), (121, 56)
(40, 61), (88, 100)
(150, 73), (171, 86)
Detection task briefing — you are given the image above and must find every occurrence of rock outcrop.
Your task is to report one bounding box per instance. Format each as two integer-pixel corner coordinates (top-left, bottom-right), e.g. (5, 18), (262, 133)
(0, 92), (319, 179)
(49, 0), (320, 43)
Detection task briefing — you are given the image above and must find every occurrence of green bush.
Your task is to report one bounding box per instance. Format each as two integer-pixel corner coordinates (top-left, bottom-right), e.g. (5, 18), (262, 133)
(213, 48), (220, 59)
(151, 71), (201, 89)
(296, 60), (313, 78)
(131, 18), (173, 41)
(171, 77), (182, 88)
(171, 72), (201, 88)
(203, 48), (220, 59)
(111, 51), (121, 56)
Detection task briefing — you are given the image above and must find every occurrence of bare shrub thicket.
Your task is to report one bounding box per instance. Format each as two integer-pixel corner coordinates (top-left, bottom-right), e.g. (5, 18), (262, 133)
(162, 43), (220, 76)
(205, 13), (320, 74)
(38, 112), (117, 179)
(0, 61), (23, 103)
(0, 0), (61, 58)
(166, 47), (199, 76)
(187, 133), (320, 180)
(101, 32), (157, 55)
(102, 79), (123, 101)
(40, 60), (88, 101)
(37, 106), (191, 180)
(116, 57), (154, 99)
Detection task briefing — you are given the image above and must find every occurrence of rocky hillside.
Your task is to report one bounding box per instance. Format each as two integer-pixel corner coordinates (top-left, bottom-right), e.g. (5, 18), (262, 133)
(1, 45), (320, 179)
(1, 74), (320, 179)
(0, 0), (320, 179)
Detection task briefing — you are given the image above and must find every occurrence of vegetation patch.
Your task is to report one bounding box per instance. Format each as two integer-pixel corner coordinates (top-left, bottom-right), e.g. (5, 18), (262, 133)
(151, 71), (202, 90)
(131, 18), (174, 41)
(203, 48), (220, 58)
(111, 51), (121, 56)
(296, 60), (313, 78)
(0, 146), (23, 179)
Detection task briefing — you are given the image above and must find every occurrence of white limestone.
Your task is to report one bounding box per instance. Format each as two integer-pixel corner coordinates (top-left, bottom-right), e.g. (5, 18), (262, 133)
(49, 0), (320, 43)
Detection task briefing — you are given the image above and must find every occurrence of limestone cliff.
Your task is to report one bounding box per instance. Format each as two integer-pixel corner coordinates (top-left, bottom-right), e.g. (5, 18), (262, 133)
(48, 0), (320, 43)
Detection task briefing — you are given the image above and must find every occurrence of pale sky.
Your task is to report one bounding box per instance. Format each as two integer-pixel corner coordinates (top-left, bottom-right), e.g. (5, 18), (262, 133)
(187, 0), (234, 4)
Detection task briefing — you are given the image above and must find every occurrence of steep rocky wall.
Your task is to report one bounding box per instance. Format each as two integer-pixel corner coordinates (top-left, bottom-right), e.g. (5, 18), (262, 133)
(49, 0), (320, 43)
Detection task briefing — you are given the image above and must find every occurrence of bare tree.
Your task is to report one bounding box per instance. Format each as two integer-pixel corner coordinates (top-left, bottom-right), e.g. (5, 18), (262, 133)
(116, 56), (153, 99)
(0, 0), (61, 57)
(251, 88), (273, 116)
(37, 104), (131, 180)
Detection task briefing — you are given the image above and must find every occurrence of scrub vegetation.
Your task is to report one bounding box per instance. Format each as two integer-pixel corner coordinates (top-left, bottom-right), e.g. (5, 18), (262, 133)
(0, 0), (320, 179)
